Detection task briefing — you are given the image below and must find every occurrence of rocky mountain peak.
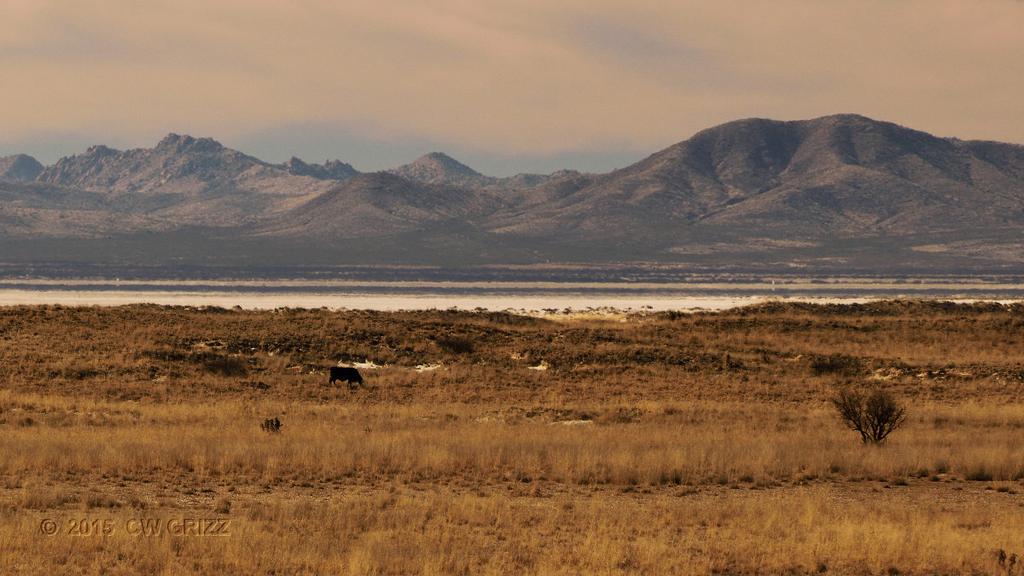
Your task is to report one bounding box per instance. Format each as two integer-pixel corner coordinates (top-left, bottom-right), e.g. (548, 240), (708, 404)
(416, 152), (479, 174)
(283, 156), (309, 170)
(36, 133), (265, 196)
(282, 157), (359, 180)
(83, 144), (118, 157)
(390, 152), (491, 186)
(155, 133), (224, 154)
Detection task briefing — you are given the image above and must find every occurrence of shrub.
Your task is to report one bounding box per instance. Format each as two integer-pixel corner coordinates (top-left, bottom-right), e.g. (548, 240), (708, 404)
(434, 335), (475, 355)
(214, 498), (232, 514)
(832, 386), (907, 444)
(600, 407), (644, 424)
(200, 353), (249, 377)
(811, 354), (865, 376)
(965, 467), (994, 482)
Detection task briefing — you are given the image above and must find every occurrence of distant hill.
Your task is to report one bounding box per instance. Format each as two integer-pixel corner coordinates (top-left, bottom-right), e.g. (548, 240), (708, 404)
(259, 172), (503, 239)
(3, 115), (1024, 272)
(0, 154), (44, 182)
(484, 114), (1024, 239)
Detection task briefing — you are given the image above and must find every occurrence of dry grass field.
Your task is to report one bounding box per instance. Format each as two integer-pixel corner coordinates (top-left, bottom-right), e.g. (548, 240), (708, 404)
(1, 301), (1024, 574)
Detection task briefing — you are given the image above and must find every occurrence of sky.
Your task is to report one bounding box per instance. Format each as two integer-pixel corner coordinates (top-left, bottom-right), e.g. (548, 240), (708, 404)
(1, 0), (1022, 176)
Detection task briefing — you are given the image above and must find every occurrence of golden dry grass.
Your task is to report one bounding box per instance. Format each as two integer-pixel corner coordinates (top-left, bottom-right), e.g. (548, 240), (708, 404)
(1, 302), (1023, 574)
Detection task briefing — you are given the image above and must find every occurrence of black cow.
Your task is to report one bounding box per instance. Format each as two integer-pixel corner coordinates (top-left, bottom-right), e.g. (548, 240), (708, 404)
(329, 366), (364, 388)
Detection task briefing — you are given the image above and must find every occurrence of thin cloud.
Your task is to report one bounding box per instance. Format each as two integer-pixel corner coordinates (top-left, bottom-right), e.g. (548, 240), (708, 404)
(0, 0), (1022, 170)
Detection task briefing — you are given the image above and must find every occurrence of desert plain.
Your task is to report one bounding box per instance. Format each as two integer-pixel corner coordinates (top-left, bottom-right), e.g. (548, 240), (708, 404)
(1, 301), (1023, 575)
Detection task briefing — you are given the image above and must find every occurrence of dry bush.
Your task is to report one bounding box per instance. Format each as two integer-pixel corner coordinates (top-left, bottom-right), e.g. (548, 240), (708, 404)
(213, 497), (232, 514)
(810, 354), (865, 376)
(434, 334), (475, 355)
(832, 387), (907, 444)
(195, 352), (249, 377)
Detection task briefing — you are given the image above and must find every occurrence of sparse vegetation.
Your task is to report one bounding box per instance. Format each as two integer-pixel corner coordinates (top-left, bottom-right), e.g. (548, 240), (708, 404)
(0, 301), (1022, 574)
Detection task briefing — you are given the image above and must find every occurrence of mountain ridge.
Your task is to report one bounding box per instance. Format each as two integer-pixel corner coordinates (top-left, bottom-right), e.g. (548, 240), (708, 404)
(3, 115), (1024, 271)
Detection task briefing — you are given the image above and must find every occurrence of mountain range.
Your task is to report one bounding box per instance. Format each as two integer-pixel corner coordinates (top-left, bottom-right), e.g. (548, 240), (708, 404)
(2, 114), (1023, 273)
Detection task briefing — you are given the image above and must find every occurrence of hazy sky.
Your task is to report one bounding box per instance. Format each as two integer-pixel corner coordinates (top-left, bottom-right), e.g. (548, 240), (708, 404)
(1, 0), (1022, 175)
